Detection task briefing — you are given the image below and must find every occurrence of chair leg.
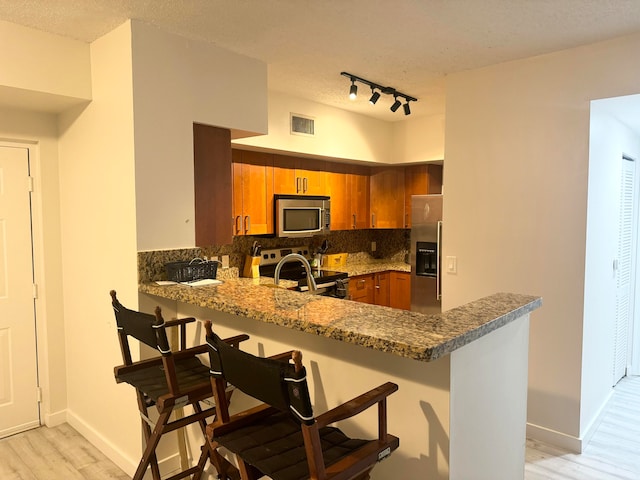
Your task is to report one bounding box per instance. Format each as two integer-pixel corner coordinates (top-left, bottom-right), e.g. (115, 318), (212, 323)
(237, 458), (261, 480)
(137, 393), (162, 480)
(133, 409), (172, 480)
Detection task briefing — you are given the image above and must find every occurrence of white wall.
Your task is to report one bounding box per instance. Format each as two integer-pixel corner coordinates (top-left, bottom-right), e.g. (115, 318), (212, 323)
(233, 90), (394, 163)
(0, 20), (91, 111)
(392, 112), (445, 164)
(130, 21), (268, 251)
(443, 32), (640, 450)
(57, 21), (142, 473)
(583, 104), (640, 437)
(0, 107), (67, 426)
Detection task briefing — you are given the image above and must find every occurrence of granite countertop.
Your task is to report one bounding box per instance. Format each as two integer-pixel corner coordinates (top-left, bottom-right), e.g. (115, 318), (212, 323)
(139, 277), (541, 362)
(334, 260), (410, 277)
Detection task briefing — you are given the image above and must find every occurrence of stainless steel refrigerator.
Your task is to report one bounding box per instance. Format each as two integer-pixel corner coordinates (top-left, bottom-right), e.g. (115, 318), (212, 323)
(410, 194), (443, 314)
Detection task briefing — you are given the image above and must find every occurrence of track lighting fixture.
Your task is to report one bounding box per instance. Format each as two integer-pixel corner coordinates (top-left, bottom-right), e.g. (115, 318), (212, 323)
(341, 71), (417, 115)
(349, 78), (357, 100)
(390, 96), (402, 112)
(369, 88), (381, 105)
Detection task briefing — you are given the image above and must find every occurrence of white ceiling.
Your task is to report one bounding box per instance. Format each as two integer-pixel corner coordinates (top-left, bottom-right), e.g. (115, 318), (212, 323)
(3, 0), (640, 123)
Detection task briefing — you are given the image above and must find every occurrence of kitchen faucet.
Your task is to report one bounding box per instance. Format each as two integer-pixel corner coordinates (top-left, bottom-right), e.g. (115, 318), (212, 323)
(274, 253), (318, 294)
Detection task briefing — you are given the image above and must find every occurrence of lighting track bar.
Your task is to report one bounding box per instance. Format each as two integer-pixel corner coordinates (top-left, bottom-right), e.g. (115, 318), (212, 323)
(340, 72), (417, 114)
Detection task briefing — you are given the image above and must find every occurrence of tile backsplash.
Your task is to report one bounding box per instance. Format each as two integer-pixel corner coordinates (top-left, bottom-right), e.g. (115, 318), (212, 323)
(138, 229), (409, 283)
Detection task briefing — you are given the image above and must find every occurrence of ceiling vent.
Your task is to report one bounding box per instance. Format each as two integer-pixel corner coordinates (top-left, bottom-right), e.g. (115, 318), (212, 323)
(290, 113), (315, 137)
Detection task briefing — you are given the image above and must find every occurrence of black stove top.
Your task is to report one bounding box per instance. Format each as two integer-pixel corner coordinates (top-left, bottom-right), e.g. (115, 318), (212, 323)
(256, 246), (348, 292)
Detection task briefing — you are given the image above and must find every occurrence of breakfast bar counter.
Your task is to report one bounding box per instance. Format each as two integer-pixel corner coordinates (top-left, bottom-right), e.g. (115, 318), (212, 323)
(139, 279), (541, 480)
(139, 279), (540, 362)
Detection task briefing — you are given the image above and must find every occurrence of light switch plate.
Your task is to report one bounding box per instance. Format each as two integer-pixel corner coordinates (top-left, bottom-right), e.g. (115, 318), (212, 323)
(446, 256), (457, 274)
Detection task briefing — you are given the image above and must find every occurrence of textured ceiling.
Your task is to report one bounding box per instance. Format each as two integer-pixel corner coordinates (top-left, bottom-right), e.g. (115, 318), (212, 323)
(3, 0), (640, 121)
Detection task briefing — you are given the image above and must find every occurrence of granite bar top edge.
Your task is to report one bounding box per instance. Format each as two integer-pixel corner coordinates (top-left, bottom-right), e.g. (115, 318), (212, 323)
(138, 279), (541, 362)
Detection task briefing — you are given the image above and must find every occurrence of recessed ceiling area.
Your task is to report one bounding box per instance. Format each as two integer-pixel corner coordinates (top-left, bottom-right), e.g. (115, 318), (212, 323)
(3, 1), (640, 121)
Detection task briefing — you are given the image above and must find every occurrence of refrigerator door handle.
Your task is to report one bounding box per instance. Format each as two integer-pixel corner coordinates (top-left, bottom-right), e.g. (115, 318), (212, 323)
(436, 220), (442, 300)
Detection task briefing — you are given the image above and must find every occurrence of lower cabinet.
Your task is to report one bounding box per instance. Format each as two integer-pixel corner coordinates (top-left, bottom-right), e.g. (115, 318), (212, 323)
(389, 271), (411, 310)
(349, 274), (374, 304)
(349, 271), (411, 310)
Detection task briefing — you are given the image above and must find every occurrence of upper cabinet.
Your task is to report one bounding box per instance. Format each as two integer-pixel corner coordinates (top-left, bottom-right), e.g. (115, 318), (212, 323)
(232, 150), (274, 235)
(195, 136), (444, 245)
(370, 167), (405, 229)
(273, 155), (326, 195)
(404, 164), (443, 228)
(194, 124), (233, 246)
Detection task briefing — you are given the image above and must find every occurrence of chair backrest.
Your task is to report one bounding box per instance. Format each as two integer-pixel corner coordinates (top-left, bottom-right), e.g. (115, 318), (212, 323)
(110, 290), (171, 365)
(206, 326), (314, 424)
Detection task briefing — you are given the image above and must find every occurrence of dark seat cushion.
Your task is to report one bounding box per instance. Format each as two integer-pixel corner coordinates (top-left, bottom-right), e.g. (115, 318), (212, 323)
(213, 411), (369, 480)
(117, 356), (211, 402)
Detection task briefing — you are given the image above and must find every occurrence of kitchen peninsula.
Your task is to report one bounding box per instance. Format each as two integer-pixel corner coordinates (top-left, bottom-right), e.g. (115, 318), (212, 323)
(139, 279), (540, 480)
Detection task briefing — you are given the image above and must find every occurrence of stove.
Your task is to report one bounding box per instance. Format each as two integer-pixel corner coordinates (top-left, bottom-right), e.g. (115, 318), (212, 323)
(258, 246), (349, 298)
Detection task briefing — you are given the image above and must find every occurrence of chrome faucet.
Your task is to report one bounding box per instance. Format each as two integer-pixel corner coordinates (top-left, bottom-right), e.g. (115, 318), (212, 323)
(274, 253), (318, 294)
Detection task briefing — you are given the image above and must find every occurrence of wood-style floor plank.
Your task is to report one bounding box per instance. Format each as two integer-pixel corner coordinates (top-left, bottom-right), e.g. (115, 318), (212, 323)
(0, 424), (128, 480)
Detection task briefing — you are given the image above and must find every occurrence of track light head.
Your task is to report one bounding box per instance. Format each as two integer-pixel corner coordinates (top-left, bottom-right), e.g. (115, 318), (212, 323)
(349, 79), (357, 100)
(390, 97), (402, 112)
(369, 89), (381, 105)
(403, 101), (411, 115)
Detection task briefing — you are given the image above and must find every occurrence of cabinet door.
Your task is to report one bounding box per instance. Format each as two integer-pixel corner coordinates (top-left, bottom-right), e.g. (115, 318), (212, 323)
(325, 164), (350, 231)
(349, 274), (374, 303)
(348, 165), (370, 229)
(404, 164), (444, 228)
(374, 271), (390, 306)
(370, 167), (405, 228)
(296, 157), (326, 195)
(233, 150), (273, 235)
(273, 155), (297, 194)
(389, 271), (411, 310)
(194, 124), (232, 246)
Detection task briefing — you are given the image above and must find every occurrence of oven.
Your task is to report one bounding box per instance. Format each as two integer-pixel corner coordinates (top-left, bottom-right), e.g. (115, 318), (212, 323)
(258, 246), (349, 298)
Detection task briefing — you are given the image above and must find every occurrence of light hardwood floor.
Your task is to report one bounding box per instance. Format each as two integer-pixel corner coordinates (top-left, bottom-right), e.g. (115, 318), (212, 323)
(1, 376), (638, 479)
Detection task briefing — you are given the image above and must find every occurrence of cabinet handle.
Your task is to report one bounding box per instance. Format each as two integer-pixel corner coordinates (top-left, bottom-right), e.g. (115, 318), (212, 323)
(352, 214), (356, 229)
(244, 215), (251, 234)
(405, 212), (409, 228)
(372, 213), (376, 228)
(235, 216), (242, 235)
(303, 177), (308, 193)
(296, 177), (301, 193)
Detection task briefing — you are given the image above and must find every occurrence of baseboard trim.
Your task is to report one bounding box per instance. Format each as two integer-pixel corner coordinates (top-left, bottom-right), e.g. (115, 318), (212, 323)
(527, 388), (617, 454)
(526, 422), (582, 453)
(43, 409), (67, 427)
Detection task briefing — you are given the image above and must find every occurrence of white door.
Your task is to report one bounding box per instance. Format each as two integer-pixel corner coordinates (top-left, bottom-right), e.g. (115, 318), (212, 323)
(0, 145), (40, 438)
(613, 156), (636, 385)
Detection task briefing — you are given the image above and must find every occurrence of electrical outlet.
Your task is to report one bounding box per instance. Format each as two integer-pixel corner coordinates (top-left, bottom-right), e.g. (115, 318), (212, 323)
(221, 255), (230, 269)
(371, 241), (376, 252)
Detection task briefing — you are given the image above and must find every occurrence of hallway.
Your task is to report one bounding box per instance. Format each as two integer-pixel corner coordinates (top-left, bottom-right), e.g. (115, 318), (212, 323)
(525, 375), (640, 479)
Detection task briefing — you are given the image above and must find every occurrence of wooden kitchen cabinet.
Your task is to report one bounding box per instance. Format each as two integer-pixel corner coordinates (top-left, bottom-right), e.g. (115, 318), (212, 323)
(325, 163), (350, 231)
(194, 123), (233, 246)
(389, 271), (411, 310)
(373, 271), (390, 306)
(232, 150), (273, 235)
(349, 270), (410, 310)
(404, 164), (443, 228)
(349, 274), (374, 304)
(370, 167), (405, 228)
(273, 154), (326, 195)
(348, 164), (370, 229)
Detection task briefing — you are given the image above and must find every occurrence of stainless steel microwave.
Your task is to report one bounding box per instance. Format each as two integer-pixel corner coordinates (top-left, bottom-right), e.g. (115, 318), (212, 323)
(275, 195), (330, 238)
